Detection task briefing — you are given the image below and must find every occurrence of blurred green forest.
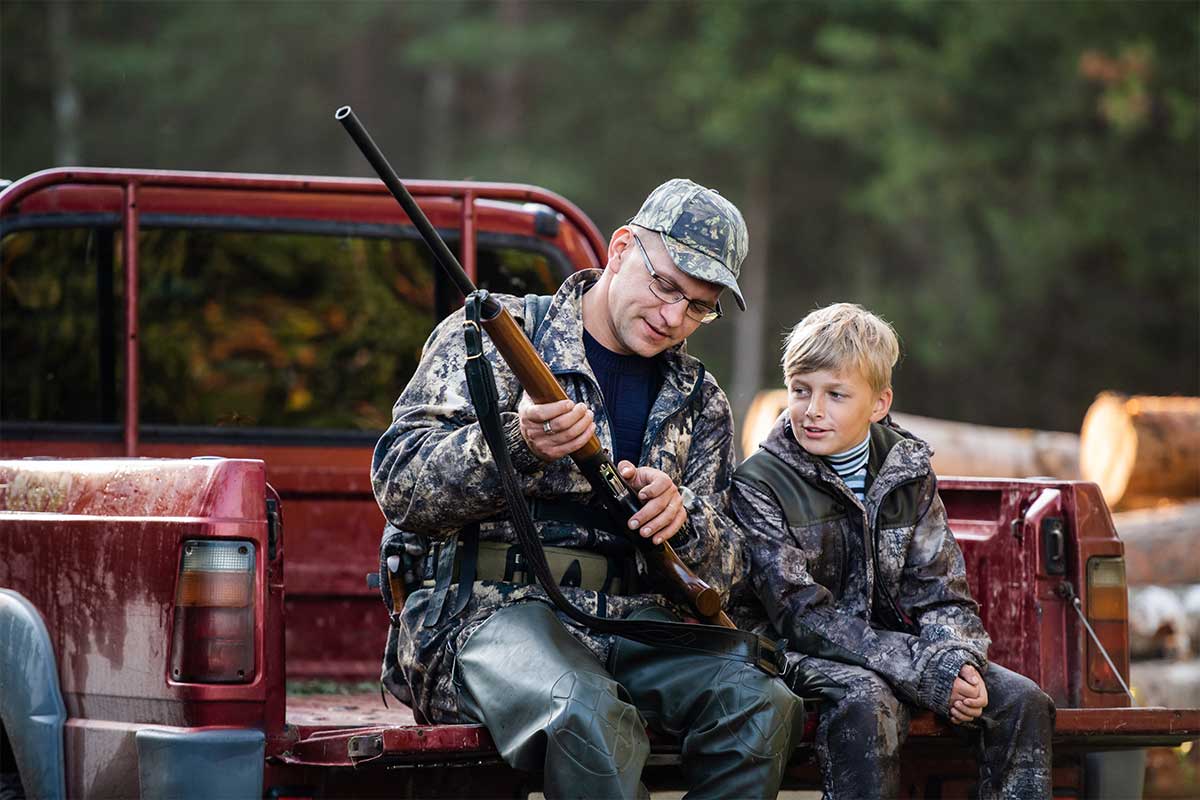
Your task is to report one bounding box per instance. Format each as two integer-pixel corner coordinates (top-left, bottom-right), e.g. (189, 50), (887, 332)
(2, 0), (1197, 432)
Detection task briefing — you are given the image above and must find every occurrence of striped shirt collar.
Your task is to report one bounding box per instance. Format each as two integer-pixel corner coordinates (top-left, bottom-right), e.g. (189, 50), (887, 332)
(822, 433), (871, 502)
(823, 433), (871, 478)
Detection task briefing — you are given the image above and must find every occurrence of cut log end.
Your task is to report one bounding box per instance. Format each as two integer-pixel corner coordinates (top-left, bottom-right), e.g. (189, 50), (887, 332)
(1080, 392), (1139, 505)
(1080, 392), (1200, 508)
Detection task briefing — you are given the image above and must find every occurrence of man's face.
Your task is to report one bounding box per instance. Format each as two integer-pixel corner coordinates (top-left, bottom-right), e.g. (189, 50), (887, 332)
(787, 367), (892, 457)
(602, 228), (720, 357)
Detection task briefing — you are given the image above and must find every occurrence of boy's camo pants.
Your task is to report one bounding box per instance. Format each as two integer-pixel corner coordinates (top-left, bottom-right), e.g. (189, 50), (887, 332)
(795, 656), (1054, 799)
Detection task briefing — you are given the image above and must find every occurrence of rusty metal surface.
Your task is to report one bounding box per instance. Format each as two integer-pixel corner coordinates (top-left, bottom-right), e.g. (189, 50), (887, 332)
(0, 167), (608, 265)
(0, 457), (279, 797)
(278, 693), (1199, 769)
(122, 181), (139, 457)
(1050, 707), (1200, 748)
(283, 692), (495, 767)
(940, 478), (1130, 711)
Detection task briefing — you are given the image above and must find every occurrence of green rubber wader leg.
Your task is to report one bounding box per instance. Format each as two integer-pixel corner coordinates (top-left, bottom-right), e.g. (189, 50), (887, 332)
(456, 602), (651, 800)
(609, 607), (802, 800)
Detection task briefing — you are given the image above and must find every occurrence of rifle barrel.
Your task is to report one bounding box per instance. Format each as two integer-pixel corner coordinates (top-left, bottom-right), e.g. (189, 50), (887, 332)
(335, 106), (488, 307)
(337, 105), (726, 625)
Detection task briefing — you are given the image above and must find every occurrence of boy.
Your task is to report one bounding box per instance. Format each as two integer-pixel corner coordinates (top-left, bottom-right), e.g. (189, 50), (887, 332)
(729, 303), (1054, 799)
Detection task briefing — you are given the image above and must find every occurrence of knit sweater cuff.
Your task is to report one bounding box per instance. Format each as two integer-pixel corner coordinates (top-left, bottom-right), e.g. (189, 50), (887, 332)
(502, 413), (545, 474)
(918, 648), (972, 716)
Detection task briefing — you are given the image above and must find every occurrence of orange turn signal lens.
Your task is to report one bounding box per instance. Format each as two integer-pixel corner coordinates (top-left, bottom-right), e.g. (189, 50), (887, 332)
(1087, 558), (1128, 621)
(1086, 556), (1130, 694)
(176, 570), (252, 607)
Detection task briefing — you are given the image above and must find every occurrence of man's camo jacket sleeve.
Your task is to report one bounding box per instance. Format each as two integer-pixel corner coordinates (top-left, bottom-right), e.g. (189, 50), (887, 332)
(665, 376), (743, 601)
(371, 303), (545, 537)
(731, 477), (983, 716)
(893, 479), (991, 711)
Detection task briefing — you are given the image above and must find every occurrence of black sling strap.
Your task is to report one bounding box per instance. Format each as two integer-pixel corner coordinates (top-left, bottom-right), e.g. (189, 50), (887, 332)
(462, 291), (782, 674)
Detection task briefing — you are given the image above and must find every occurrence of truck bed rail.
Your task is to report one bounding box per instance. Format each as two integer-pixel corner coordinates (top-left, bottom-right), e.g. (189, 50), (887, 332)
(280, 693), (1200, 769)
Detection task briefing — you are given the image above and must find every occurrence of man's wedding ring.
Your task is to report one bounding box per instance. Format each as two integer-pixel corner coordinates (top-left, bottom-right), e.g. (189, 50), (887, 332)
(543, 421), (554, 435)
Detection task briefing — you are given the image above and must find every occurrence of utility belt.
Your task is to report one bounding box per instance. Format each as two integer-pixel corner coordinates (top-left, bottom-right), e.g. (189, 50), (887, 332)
(419, 497), (638, 630)
(421, 540), (636, 595)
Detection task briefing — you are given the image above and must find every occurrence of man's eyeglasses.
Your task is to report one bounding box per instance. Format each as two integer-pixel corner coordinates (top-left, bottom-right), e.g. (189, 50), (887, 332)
(631, 233), (723, 324)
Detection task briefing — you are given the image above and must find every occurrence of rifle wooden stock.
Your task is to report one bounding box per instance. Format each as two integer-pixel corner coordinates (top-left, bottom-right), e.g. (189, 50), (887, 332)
(482, 306), (724, 621)
(337, 105), (730, 628)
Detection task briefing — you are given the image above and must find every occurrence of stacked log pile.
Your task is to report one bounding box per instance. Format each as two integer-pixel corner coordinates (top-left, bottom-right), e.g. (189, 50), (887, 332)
(1088, 396), (1200, 799)
(1081, 393), (1200, 510)
(740, 390), (1083, 478)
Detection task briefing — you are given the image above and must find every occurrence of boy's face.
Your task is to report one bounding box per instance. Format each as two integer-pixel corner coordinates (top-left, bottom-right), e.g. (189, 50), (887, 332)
(786, 367), (893, 457)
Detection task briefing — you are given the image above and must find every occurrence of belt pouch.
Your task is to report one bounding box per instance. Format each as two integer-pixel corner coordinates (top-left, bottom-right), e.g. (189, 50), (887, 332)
(423, 537), (459, 629)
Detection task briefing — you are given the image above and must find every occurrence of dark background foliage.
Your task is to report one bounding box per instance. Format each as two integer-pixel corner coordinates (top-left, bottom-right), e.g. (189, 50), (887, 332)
(3, 0), (1196, 432)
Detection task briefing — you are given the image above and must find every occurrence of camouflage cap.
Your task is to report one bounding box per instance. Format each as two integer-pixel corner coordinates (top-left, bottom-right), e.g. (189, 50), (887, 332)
(629, 178), (749, 310)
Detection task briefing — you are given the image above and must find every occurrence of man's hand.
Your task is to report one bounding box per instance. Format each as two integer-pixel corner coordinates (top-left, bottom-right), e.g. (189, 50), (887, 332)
(618, 461), (687, 545)
(518, 397), (595, 462)
(948, 663), (988, 724)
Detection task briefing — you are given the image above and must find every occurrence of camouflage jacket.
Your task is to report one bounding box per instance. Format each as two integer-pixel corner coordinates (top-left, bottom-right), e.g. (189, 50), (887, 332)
(372, 269), (744, 722)
(728, 414), (991, 717)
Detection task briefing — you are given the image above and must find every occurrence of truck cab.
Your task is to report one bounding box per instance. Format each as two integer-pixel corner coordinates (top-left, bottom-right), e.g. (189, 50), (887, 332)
(2, 168), (1197, 798)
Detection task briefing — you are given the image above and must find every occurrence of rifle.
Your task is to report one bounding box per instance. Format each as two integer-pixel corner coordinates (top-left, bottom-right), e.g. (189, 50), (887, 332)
(336, 106), (733, 628)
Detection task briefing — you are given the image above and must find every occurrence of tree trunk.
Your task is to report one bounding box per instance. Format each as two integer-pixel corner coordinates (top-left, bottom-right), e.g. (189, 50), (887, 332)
(740, 389), (1081, 479)
(486, 0), (526, 175)
(48, 0), (80, 165)
(731, 163), (769, 457)
(1080, 393), (1200, 508)
(890, 412), (1080, 479)
(423, 69), (457, 177)
(1112, 500), (1200, 585)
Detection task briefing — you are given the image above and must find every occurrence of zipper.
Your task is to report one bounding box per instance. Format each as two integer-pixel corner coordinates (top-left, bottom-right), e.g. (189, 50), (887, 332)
(639, 364), (705, 466)
(868, 475), (924, 632)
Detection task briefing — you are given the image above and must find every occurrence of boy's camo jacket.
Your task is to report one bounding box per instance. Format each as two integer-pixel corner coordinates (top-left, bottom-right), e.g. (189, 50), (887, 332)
(373, 269), (743, 722)
(729, 414), (991, 717)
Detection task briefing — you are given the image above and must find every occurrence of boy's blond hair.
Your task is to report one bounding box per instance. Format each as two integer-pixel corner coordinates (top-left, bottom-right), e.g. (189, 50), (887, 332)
(781, 303), (900, 393)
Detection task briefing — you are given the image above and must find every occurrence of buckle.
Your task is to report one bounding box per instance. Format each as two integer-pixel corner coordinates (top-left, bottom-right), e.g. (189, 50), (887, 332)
(462, 319), (484, 360)
(756, 636), (785, 677)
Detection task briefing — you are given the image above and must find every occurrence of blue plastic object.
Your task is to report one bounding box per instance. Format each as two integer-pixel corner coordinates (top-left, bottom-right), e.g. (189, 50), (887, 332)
(136, 727), (264, 799)
(0, 589), (67, 800)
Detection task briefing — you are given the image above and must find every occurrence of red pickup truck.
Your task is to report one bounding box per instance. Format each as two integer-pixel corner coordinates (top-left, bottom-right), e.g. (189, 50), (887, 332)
(1, 168), (1197, 799)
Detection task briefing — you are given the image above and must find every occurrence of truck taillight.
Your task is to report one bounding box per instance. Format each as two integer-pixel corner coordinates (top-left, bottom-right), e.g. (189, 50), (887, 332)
(1086, 556), (1130, 694)
(170, 539), (255, 683)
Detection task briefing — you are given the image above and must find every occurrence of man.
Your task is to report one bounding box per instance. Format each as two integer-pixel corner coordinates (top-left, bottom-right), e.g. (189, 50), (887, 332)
(373, 179), (799, 799)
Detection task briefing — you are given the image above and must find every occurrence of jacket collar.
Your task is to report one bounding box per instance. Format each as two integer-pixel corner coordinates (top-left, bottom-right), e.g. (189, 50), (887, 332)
(863, 416), (933, 508)
(535, 269), (705, 403)
(758, 412), (933, 505)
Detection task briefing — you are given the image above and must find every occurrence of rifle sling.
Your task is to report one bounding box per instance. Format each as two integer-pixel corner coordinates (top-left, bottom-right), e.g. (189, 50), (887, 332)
(462, 291), (781, 675)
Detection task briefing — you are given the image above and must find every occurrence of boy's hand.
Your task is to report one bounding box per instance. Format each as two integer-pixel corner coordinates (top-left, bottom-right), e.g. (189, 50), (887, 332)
(948, 663), (988, 725)
(618, 461), (687, 545)
(518, 397), (595, 462)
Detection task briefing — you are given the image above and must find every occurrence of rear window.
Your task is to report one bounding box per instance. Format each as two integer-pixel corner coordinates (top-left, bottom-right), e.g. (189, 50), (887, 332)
(1, 225), (122, 427)
(1, 220), (571, 439)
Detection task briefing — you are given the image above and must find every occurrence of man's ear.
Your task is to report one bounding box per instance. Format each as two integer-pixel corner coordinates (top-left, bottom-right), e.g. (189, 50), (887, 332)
(605, 226), (633, 273)
(870, 387), (894, 423)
